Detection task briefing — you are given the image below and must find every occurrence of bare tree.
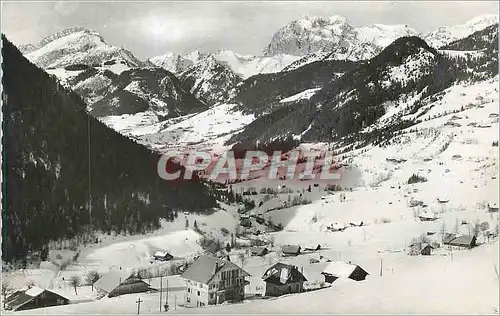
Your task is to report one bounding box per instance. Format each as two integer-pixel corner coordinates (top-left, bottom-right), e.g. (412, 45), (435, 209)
(440, 222), (446, 243)
(2, 281), (13, 308)
(238, 253), (246, 268)
(85, 270), (101, 291)
(69, 276), (81, 295)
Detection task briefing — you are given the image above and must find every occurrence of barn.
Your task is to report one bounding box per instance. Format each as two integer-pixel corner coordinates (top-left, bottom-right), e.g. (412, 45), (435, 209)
(321, 261), (369, 283)
(250, 246), (269, 256)
(94, 270), (153, 298)
(5, 287), (69, 311)
(443, 234), (477, 249)
(281, 245), (301, 256)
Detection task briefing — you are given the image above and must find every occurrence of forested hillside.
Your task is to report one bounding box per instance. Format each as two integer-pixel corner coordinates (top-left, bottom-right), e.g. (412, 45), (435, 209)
(1, 35), (218, 262)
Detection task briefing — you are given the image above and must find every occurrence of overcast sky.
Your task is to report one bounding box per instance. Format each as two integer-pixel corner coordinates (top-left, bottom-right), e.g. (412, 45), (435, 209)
(2, 1), (498, 60)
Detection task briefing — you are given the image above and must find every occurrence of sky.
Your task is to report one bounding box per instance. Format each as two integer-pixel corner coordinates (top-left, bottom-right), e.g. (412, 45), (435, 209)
(1, 1), (498, 60)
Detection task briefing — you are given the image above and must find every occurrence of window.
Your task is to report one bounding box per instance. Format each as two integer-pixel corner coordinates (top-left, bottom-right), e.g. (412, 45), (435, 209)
(197, 291), (200, 296)
(188, 288), (191, 293)
(187, 297), (191, 303)
(210, 293), (214, 299)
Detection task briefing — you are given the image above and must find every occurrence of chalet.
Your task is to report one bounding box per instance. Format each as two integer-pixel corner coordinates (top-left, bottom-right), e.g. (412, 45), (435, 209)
(419, 212), (438, 221)
(488, 203), (499, 213)
(349, 221), (364, 227)
(262, 263), (307, 297)
(420, 243), (433, 255)
(409, 199), (424, 207)
(321, 261), (369, 283)
(153, 251), (173, 261)
(437, 197), (450, 203)
(181, 255), (250, 307)
(250, 247), (269, 257)
(94, 270), (152, 298)
(5, 287), (69, 311)
(281, 245), (301, 256)
(408, 242), (434, 256)
(443, 233), (477, 249)
(304, 244), (321, 251)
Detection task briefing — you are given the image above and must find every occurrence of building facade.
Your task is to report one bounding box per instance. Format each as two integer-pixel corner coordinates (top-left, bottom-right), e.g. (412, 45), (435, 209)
(182, 255), (250, 307)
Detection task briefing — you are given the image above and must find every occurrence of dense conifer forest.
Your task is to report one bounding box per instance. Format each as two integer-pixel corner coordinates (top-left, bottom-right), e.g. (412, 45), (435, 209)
(1, 35), (218, 262)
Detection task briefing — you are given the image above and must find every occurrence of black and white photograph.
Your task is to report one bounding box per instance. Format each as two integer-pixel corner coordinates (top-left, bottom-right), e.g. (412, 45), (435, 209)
(1, 1), (499, 314)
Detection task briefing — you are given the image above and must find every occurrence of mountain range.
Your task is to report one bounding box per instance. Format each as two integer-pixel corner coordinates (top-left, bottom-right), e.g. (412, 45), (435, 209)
(14, 13), (499, 154)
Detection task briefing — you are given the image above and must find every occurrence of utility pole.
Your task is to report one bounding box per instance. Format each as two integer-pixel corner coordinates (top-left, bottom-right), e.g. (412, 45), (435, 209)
(159, 276), (163, 312)
(87, 112), (92, 226)
(301, 267), (304, 292)
(174, 294), (177, 310)
(380, 258), (383, 276)
(166, 278), (169, 307)
(136, 297), (143, 315)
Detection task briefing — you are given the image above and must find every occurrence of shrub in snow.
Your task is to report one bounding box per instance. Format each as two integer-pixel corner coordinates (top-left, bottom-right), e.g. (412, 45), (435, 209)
(407, 174), (427, 184)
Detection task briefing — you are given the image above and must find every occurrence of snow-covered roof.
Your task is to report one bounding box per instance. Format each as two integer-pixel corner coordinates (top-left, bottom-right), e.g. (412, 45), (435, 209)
(322, 261), (358, 278)
(94, 270), (132, 293)
(153, 251), (170, 257)
(25, 286), (44, 297)
(181, 255), (250, 284)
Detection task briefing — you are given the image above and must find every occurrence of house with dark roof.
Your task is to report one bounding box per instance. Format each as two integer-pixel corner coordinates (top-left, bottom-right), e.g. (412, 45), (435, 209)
(5, 287), (69, 311)
(443, 233), (477, 249)
(153, 251), (173, 261)
(94, 270), (152, 298)
(321, 261), (369, 283)
(262, 263), (307, 297)
(250, 246), (268, 257)
(281, 245), (301, 256)
(180, 255), (250, 307)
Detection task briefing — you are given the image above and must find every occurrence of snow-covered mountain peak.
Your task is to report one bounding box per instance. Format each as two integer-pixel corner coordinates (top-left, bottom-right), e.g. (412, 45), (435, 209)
(464, 14), (499, 27)
(297, 15), (350, 28)
(24, 27), (144, 69)
(424, 14), (499, 48)
(184, 50), (207, 63)
(357, 24), (419, 47)
(263, 15), (356, 56)
(148, 52), (193, 73)
(262, 16), (423, 60)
